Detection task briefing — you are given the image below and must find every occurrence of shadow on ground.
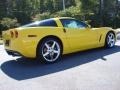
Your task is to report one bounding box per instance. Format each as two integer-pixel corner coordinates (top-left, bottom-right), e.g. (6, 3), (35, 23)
(1, 45), (120, 80)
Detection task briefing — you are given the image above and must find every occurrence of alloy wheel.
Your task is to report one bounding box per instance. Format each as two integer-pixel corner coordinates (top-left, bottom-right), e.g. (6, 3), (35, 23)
(42, 40), (61, 62)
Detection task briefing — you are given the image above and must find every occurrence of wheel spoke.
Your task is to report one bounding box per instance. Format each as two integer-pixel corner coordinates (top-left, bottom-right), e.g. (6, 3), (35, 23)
(106, 33), (115, 48)
(50, 54), (54, 60)
(43, 52), (49, 57)
(110, 41), (114, 46)
(54, 50), (59, 54)
(52, 41), (56, 48)
(109, 38), (114, 47)
(42, 39), (61, 62)
(45, 43), (50, 49)
(108, 39), (110, 44)
(109, 43), (112, 47)
(108, 38), (111, 44)
(111, 39), (115, 42)
(108, 35), (111, 40)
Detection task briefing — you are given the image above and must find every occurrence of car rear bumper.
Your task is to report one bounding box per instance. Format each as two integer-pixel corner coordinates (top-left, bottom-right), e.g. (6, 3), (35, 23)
(3, 39), (37, 58)
(5, 49), (22, 56)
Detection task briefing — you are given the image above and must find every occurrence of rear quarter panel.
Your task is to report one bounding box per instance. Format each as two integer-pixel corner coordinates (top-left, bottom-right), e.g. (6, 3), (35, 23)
(15, 27), (70, 57)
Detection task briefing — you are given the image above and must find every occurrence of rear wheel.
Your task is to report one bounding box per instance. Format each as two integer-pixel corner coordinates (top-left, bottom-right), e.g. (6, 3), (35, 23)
(105, 32), (115, 48)
(37, 38), (62, 63)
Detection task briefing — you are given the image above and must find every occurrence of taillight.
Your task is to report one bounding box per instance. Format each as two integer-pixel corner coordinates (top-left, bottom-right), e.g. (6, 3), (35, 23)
(15, 30), (18, 38)
(10, 30), (18, 38)
(10, 31), (14, 38)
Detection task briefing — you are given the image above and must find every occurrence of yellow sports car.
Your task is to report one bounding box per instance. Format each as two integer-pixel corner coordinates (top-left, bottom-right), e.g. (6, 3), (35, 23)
(2, 17), (116, 63)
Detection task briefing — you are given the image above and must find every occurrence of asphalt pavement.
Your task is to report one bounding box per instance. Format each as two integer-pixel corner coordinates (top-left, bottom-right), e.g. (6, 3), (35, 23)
(0, 38), (120, 90)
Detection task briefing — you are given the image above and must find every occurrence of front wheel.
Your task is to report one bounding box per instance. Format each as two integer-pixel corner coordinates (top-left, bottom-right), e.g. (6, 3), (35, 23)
(37, 38), (62, 63)
(105, 32), (116, 48)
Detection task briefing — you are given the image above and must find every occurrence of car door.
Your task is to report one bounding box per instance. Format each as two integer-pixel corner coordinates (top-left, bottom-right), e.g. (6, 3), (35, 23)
(60, 19), (99, 51)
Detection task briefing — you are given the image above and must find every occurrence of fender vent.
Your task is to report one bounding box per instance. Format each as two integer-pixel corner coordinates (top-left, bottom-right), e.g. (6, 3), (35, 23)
(99, 34), (102, 42)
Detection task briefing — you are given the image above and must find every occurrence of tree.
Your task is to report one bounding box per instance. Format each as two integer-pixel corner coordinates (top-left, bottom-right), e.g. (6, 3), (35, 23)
(0, 17), (19, 35)
(80, 0), (99, 14)
(12, 0), (41, 24)
(44, 0), (54, 13)
(103, 0), (117, 27)
(65, 0), (76, 8)
(0, 0), (7, 19)
(39, 0), (45, 13)
(53, 0), (63, 11)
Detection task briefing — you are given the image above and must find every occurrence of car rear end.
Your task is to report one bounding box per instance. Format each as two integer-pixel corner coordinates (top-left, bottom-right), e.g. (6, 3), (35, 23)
(2, 29), (23, 56)
(2, 28), (37, 58)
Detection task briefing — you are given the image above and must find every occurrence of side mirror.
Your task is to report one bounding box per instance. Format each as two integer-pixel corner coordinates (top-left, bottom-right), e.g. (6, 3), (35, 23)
(85, 21), (91, 28)
(87, 25), (91, 28)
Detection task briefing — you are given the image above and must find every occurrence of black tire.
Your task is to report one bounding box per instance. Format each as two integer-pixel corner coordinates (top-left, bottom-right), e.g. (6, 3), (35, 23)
(37, 38), (62, 63)
(105, 32), (115, 48)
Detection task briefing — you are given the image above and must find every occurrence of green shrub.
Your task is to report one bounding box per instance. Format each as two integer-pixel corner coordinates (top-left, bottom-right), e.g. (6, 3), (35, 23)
(32, 6), (83, 21)
(32, 12), (51, 21)
(0, 18), (20, 30)
(32, 6), (96, 26)
(52, 6), (84, 21)
(0, 18), (20, 35)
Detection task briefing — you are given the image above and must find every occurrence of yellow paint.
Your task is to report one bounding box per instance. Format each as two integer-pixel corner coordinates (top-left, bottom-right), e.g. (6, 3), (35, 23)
(2, 17), (116, 58)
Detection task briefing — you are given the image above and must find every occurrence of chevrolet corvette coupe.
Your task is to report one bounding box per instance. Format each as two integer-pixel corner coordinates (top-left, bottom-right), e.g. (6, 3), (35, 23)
(2, 17), (116, 63)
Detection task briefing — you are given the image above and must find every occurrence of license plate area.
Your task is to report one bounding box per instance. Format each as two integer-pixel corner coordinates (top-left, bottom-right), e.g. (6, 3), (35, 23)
(5, 40), (10, 46)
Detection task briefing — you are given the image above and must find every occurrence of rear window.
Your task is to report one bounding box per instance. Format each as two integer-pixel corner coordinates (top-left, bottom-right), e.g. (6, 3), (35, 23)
(22, 19), (58, 27)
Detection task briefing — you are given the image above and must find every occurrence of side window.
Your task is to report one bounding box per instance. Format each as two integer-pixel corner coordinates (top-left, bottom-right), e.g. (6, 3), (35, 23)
(76, 20), (88, 28)
(67, 21), (78, 28)
(60, 19), (87, 29)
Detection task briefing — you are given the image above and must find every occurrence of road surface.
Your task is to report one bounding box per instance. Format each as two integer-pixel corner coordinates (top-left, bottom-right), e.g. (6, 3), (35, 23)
(0, 39), (120, 90)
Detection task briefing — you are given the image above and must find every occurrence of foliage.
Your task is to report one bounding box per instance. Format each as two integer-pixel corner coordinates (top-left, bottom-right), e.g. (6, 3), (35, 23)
(0, 18), (19, 34)
(0, 0), (120, 34)
(32, 12), (51, 21)
(54, 6), (81, 17)
(80, 0), (99, 14)
(32, 6), (83, 21)
(0, 0), (7, 19)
